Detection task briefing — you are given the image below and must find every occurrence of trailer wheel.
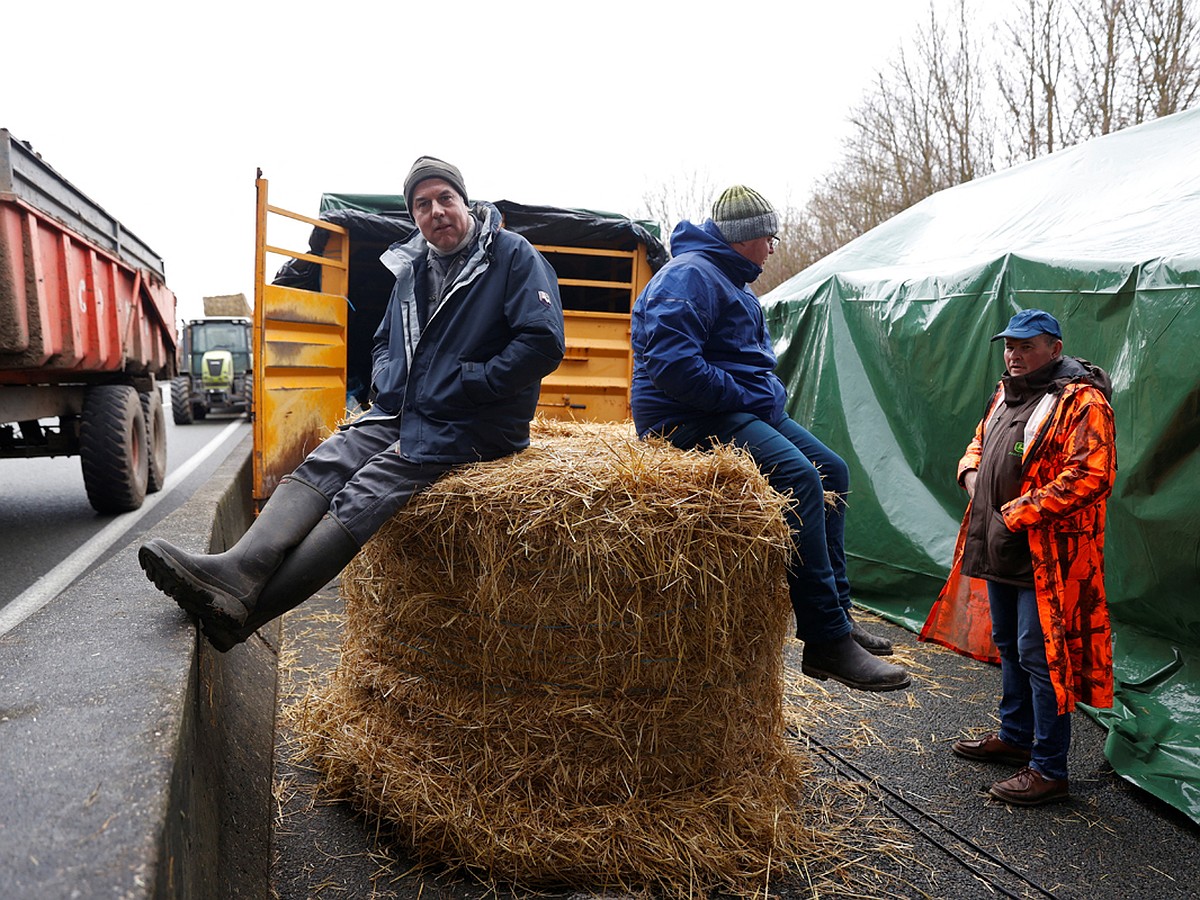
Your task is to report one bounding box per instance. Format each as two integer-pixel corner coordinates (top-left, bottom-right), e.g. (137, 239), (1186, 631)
(142, 387), (168, 493)
(81, 385), (149, 513)
(171, 376), (194, 425)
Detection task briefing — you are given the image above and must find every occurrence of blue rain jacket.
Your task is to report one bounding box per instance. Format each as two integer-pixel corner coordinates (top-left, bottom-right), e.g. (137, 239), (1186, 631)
(363, 202), (565, 463)
(630, 219), (787, 437)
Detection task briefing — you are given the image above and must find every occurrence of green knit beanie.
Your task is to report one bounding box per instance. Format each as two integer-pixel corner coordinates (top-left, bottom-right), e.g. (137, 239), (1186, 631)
(711, 185), (778, 244)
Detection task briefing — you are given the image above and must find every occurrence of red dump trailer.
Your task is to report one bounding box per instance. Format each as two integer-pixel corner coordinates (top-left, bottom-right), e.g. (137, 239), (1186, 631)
(0, 129), (176, 512)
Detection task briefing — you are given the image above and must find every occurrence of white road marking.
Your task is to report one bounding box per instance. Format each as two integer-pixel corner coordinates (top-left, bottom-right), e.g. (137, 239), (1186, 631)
(0, 419), (247, 636)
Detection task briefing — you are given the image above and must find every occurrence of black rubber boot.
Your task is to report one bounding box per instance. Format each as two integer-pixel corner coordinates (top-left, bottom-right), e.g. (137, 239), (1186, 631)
(138, 479), (330, 646)
(802, 633), (911, 692)
(218, 515), (360, 651)
(848, 612), (894, 655)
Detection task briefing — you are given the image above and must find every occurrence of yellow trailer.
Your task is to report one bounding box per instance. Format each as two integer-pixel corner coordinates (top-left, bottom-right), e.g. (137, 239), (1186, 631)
(252, 175), (665, 506)
(535, 240), (656, 422)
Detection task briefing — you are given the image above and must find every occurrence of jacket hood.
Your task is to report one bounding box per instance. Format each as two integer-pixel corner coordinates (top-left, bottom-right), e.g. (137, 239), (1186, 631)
(1055, 355), (1113, 401)
(667, 219), (762, 287)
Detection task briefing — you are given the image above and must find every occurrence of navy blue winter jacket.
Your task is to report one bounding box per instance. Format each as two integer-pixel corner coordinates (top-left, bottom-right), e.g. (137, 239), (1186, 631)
(630, 219), (787, 437)
(363, 202), (565, 464)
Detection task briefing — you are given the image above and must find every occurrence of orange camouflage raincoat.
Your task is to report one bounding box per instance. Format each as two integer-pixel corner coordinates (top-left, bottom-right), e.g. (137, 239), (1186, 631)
(920, 363), (1117, 714)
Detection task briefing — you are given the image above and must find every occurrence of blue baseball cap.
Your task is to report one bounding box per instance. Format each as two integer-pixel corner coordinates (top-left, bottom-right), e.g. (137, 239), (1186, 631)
(991, 309), (1062, 342)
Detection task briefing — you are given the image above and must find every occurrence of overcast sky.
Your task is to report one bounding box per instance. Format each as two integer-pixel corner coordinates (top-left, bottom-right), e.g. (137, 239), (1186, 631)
(6, 0), (939, 322)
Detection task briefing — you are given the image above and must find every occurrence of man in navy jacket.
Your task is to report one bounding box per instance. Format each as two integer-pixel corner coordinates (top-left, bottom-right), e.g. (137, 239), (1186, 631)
(631, 185), (909, 692)
(140, 157), (565, 652)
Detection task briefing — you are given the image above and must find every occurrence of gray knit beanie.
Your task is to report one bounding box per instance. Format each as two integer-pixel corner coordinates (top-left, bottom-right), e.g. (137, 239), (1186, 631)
(711, 185), (778, 244)
(403, 156), (468, 211)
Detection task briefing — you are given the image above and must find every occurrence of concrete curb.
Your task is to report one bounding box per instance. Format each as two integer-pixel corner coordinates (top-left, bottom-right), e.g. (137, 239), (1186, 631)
(0, 434), (273, 899)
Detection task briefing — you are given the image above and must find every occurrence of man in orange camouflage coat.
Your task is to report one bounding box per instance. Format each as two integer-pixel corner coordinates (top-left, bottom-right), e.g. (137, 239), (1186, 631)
(921, 308), (1116, 806)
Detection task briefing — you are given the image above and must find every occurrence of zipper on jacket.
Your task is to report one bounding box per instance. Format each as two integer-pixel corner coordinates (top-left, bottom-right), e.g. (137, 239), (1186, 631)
(399, 218), (495, 410)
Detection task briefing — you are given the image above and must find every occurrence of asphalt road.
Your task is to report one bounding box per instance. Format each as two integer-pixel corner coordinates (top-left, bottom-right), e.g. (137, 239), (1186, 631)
(0, 397), (249, 614)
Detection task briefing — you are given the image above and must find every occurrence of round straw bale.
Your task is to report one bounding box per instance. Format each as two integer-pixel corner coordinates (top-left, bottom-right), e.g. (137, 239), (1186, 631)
(291, 418), (815, 895)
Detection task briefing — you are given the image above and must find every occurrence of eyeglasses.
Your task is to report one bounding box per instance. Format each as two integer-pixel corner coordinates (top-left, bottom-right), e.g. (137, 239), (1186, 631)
(767, 235), (781, 250)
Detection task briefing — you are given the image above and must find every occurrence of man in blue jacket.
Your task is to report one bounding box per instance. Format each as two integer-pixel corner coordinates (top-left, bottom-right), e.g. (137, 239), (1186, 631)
(140, 156), (566, 652)
(631, 185), (909, 691)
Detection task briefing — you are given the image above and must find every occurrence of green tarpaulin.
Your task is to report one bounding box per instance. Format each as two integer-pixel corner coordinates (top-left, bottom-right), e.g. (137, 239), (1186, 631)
(762, 107), (1200, 822)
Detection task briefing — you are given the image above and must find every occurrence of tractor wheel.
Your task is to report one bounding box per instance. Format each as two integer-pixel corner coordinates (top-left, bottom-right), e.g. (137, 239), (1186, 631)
(142, 386), (168, 493)
(244, 371), (255, 421)
(80, 385), (149, 514)
(171, 376), (194, 425)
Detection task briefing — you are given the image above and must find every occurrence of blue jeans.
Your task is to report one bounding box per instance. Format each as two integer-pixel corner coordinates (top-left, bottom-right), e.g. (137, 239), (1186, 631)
(663, 412), (851, 643)
(988, 581), (1072, 780)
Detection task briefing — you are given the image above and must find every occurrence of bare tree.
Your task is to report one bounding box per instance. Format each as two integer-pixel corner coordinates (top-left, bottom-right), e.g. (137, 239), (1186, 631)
(1126, 0), (1200, 120)
(648, 0), (1200, 286)
(798, 0), (995, 258)
(996, 0), (1072, 160)
(638, 171), (718, 252)
(1070, 0), (1131, 137)
(926, 1), (995, 185)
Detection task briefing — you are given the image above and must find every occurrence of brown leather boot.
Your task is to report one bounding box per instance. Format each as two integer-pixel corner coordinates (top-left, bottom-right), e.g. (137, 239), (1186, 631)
(952, 733), (1032, 766)
(989, 766), (1069, 806)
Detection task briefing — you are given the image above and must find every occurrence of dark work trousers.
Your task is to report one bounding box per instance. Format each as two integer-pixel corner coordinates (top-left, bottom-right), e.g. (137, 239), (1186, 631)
(287, 415), (459, 546)
(662, 411), (852, 643)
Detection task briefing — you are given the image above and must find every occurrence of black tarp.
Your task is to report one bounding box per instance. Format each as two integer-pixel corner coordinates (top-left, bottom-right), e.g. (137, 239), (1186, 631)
(273, 195), (667, 408)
